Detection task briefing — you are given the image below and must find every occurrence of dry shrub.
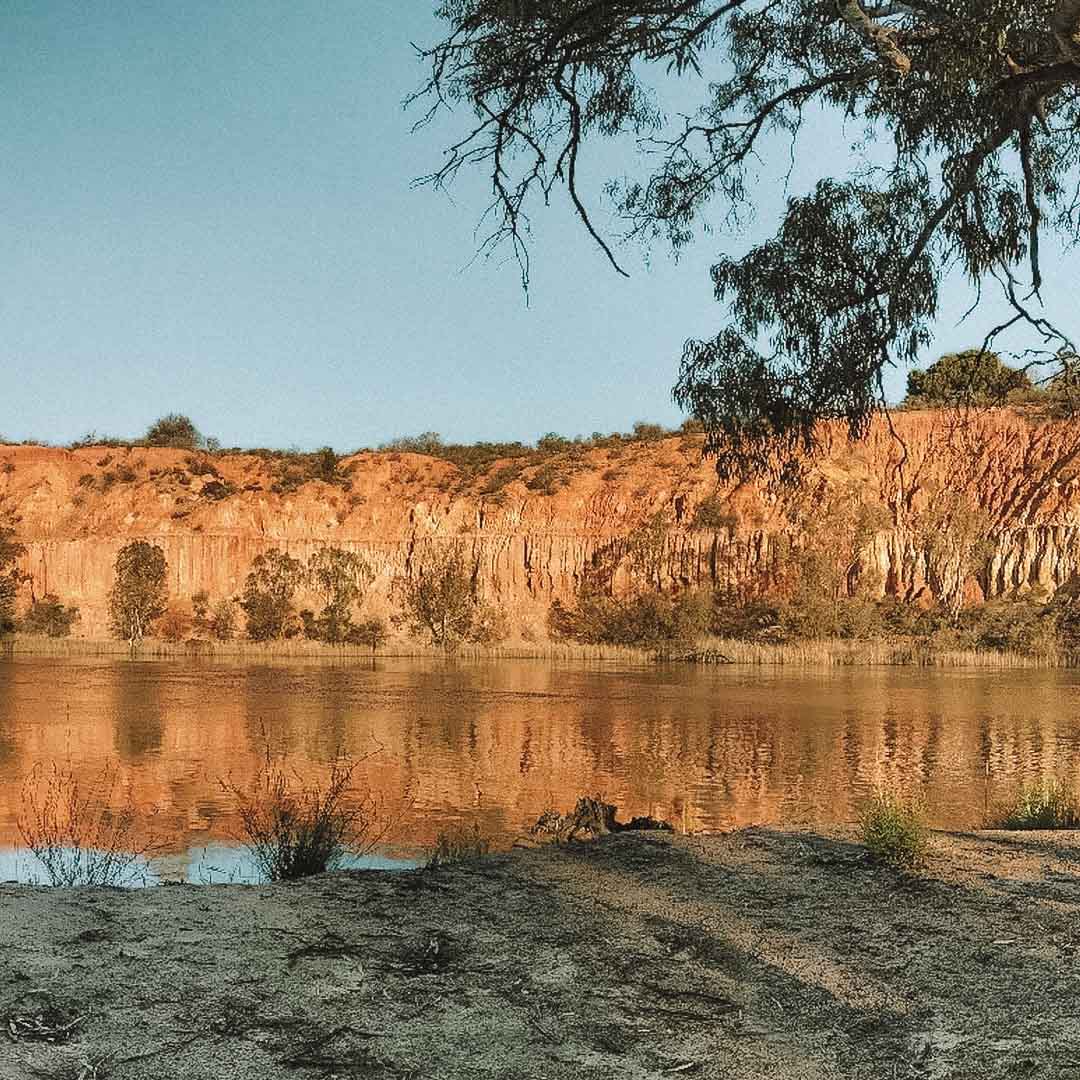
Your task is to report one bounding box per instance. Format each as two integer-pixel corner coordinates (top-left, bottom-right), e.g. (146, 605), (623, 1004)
(221, 748), (388, 881)
(468, 603), (509, 646)
(156, 606), (192, 642)
(428, 822), (492, 867)
(18, 762), (158, 886)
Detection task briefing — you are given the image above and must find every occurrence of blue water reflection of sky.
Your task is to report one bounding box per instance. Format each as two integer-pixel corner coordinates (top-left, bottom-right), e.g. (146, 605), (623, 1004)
(0, 844), (418, 887)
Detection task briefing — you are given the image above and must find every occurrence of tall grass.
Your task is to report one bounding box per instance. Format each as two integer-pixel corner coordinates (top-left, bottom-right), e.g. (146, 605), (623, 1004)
(7, 633), (652, 662)
(9, 631), (1068, 667)
(688, 636), (1063, 669)
(990, 780), (1080, 829)
(858, 791), (929, 869)
(427, 822), (492, 867)
(18, 762), (159, 886)
(220, 747), (392, 881)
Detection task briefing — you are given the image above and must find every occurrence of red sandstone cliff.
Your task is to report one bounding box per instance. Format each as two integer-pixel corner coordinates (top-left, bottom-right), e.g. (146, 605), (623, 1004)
(4, 408), (1080, 639)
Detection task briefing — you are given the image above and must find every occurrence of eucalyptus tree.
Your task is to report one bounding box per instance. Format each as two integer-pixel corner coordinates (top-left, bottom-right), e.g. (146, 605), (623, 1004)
(414, 0), (1080, 476)
(0, 516), (26, 634)
(306, 547), (375, 644)
(108, 541), (169, 647)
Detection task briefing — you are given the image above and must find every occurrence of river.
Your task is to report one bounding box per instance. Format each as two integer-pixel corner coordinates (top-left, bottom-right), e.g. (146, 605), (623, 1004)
(2, 655), (1079, 881)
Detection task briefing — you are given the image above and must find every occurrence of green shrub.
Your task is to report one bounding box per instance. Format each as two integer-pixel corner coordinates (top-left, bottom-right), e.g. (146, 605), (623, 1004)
(269, 448), (352, 494)
(380, 431), (445, 456)
(630, 421), (668, 442)
(184, 455), (220, 477)
(467, 603), (509, 646)
(20, 595), (79, 638)
(961, 599), (1058, 657)
(709, 596), (784, 641)
(536, 432), (570, 453)
(145, 413), (205, 450)
(209, 598), (237, 641)
(191, 589), (210, 625)
(480, 463), (526, 494)
(200, 479), (236, 501)
(992, 781), (1080, 829)
(692, 495), (738, 531)
(524, 464), (562, 494)
(156, 606), (192, 643)
(550, 590), (709, 647)
(858, 792), (928, 869)
(903, 349), (1040, 408)
(304, 547), (375, 645)
(346, 617), (389, 651)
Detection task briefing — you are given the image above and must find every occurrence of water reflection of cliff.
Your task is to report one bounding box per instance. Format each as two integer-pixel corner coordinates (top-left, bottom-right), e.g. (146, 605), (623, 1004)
(2, 657), (1080, 854)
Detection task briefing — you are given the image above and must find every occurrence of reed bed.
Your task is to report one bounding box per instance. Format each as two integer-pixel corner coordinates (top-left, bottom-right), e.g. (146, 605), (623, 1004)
(5, 633), (651, 663)
(681, 637), (1067, 669)
(6, 633), (1068, 668)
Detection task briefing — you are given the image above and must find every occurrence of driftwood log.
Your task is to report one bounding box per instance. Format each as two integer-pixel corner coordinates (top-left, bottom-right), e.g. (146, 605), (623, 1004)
(531, 798), (673, 844)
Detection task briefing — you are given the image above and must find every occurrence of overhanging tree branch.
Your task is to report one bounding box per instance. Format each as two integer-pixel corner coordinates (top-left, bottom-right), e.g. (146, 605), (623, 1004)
(416, 0), (1080, 477)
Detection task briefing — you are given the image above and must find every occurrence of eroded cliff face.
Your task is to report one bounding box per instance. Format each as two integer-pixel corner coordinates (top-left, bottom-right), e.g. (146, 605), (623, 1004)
(4, 408), (1080, 639)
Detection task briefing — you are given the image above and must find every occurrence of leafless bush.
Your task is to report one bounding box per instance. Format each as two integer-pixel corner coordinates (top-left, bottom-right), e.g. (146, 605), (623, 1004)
(18, 762), (159, 886)
(221, 747), (390, 881)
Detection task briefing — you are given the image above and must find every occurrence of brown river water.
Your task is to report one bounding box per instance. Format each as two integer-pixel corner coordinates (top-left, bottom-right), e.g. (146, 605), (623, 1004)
(2, 655), (1080, 882)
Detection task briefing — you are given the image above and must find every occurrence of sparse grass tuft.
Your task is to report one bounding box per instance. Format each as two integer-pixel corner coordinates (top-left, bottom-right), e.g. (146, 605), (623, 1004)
(858, 791), (928, 869)
(18, 761), (159, 886)
(221, 747), (386, 881)
(991, 780), (1080, 829)
(427, 822), (492, 867)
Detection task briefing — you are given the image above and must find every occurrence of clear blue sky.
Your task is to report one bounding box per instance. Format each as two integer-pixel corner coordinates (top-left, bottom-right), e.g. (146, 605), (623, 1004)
(1, 2), (1074, 450)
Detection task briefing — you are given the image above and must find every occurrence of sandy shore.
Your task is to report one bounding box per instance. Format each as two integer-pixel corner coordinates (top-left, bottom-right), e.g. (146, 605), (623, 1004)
(3, 829), (1080, 1079)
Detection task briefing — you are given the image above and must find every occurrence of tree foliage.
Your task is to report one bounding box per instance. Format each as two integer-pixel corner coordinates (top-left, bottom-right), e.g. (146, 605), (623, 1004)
(305, 547), (376, 644)
(20, 594), (80, 638)
(144, 414), (205, 450)
(0, 516), (26, 634)
(416, 0), (1080, 476)
(905, 349), (1036, 406)
(240, 550), (305, 641)
(396, 545), (481, 649)
(108, 541), (168, 646)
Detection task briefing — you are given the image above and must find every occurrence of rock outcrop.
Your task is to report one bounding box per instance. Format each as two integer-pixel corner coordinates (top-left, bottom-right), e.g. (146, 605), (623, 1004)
(5, 408), (1080, 638)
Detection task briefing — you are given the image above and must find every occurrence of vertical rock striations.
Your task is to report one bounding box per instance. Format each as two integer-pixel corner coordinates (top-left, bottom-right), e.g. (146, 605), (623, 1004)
(5, 409), (1080, 638)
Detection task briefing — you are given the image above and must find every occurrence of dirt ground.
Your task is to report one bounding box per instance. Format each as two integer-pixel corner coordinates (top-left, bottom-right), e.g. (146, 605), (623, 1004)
(2, 828), (1080, 1080)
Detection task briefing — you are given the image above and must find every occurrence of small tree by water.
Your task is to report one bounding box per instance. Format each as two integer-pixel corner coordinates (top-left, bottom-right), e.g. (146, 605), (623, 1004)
(306, 546), (375, 644)
(396, 545), (478, 649)
(108, 541), (168, 647)
(240, 550), (304, 641)
(0, 516), (26, 635)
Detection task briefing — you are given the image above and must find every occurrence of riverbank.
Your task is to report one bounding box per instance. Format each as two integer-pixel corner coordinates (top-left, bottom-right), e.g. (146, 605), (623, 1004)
(3, 829), (1079, 1079)
(2, 632), (1065, 668)
(0, 633), (649, 662)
